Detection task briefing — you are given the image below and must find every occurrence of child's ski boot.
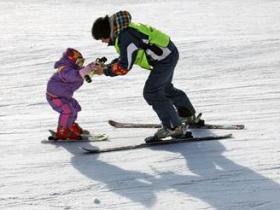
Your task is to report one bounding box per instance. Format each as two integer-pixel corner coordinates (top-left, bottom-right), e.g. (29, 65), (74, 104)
(71, 122), (90, 135)
(56, 127), (82, 140)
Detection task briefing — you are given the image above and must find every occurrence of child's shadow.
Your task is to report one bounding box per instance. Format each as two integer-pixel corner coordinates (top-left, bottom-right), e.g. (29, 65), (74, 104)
(59, 141), (157, 208)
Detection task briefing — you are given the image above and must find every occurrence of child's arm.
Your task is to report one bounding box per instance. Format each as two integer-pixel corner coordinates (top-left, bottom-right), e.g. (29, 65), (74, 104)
(79, 62), (96, 78)
(59, 62), (95, 82)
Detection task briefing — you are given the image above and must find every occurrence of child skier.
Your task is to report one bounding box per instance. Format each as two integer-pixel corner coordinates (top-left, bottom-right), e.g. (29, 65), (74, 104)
(46, 48), (95, 140)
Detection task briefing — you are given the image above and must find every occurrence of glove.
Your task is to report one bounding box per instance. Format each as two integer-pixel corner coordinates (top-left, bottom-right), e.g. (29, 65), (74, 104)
(79, 62), (96, 78)
(93, 63), (105, 75)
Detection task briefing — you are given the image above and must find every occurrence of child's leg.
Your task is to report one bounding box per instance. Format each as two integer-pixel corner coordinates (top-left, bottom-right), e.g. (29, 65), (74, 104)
(69, 98), (81, 124)
(68, 98), (84, 134)
(47, 96), (80, 128)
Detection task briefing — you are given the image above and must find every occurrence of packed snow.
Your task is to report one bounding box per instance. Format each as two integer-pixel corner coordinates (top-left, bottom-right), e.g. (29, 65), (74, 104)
(0, 0), (280, 209)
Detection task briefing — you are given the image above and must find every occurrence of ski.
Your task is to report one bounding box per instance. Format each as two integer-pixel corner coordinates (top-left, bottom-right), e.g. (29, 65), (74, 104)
(41, 130), (109, 143)
(80, 134), (232, 154)
(108, 120), (244, 130)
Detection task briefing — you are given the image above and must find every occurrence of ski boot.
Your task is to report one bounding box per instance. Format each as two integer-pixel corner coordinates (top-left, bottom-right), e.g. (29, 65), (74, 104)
(145, 125), (193, 144)
(181, 113), (205, 128)
(70, 122), (90, 135)
(55, 127), (82, 140)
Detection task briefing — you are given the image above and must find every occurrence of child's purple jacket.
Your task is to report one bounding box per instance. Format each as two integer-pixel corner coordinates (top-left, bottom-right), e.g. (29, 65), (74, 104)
(47, 56), (84, 99)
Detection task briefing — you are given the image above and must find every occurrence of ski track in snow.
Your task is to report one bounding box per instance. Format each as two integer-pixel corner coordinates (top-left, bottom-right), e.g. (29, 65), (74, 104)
(0, 0), (280, 209)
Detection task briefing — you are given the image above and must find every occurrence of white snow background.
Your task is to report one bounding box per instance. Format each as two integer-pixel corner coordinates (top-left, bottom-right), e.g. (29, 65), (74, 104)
(0, 0), (280, 209)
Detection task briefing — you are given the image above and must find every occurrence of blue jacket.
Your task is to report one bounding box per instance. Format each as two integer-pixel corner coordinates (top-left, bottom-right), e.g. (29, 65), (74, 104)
(104, 27), (172, 77)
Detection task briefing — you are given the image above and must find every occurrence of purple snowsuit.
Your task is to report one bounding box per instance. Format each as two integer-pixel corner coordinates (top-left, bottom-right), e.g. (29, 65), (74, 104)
(46, 56), (84, 128)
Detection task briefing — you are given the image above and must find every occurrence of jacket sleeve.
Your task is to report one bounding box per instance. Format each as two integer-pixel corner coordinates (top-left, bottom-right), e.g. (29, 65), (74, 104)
(58, 66), (82, 82)
(104, 31), (140, 77)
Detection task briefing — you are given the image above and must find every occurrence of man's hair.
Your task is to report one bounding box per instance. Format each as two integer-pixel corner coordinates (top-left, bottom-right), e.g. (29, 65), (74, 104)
(91, 15), (111, 40)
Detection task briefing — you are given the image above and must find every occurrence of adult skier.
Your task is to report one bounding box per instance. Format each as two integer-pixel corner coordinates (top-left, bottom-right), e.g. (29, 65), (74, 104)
(91, 11), (204, 142)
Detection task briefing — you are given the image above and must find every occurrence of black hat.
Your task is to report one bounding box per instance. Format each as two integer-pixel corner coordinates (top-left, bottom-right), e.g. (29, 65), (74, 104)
(91, 15), (111, 40)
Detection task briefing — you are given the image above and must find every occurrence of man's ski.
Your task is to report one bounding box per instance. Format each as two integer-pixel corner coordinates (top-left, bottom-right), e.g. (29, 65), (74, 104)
(41, 130), (109, 143)
(80, 134), (232, 154)
(108, 120), (244, 130)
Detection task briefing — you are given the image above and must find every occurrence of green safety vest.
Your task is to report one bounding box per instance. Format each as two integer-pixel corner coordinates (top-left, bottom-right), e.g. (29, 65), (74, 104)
(114, 22), (170, 70)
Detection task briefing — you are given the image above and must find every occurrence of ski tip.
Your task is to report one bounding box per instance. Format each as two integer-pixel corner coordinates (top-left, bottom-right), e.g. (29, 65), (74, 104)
(108, 120), (123, 128)
(108, 120), (116, 126)
(197, 112), (203, 118)
(238, 125), (245, 129)
(224, 133), (233, 138)
(48, 129), (56, 136)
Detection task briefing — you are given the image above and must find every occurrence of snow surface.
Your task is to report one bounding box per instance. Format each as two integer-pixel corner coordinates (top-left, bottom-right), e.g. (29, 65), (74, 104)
(1, 0), (280, 209)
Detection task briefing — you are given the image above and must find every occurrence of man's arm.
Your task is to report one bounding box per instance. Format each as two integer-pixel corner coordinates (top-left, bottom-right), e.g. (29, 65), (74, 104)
(95, 31), (140, 77)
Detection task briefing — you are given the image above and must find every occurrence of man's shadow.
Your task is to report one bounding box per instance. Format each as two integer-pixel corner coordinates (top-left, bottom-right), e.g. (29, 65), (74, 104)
(148, 129), (280, 209)
(58, 129), (280, 209)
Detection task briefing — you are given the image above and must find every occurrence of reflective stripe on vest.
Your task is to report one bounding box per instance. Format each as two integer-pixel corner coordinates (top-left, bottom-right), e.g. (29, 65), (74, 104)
(114, 22), (171, 70)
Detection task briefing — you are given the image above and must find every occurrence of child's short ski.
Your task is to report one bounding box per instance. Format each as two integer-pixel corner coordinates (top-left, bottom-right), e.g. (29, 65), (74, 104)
(41, 130), (108, 143)
(108, 120), (244, 130)
(81, 134), (232, 154)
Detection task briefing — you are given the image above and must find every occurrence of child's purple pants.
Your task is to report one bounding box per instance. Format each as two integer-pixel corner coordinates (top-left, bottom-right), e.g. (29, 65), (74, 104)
(47, 95), (81, 128)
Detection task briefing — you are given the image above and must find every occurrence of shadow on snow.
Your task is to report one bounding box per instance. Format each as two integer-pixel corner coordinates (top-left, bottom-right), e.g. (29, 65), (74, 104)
(58, 129), (280, 209)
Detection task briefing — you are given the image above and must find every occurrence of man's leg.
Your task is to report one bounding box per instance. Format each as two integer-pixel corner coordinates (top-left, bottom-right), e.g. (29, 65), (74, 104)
(143, 64), (181, 129)
(165, 83), (196, 118)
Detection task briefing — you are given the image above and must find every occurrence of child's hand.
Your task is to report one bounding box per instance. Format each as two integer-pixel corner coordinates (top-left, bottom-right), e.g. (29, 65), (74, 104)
(87, 61), (97, 70)
(79, 62), (96, 78)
